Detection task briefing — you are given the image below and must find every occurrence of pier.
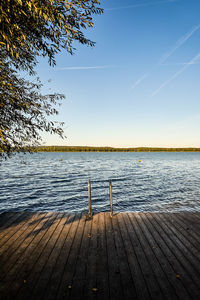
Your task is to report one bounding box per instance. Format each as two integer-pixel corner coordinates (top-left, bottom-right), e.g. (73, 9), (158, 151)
(0, 211), (200, 299)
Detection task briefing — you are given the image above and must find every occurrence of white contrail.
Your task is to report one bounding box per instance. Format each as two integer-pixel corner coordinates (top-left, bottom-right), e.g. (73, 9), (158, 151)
(151, 51), (200, 97)
(159, 24), (200, 64)
(161, 61), (200, 66)
(131, 23), (200, 91)
(131, 73), (149, 90)
(106, 0), (178, 11)
(56, 65), (112, 70)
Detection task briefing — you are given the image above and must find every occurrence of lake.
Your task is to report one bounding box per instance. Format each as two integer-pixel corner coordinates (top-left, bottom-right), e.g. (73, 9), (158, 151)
(0, 152), (200, 213)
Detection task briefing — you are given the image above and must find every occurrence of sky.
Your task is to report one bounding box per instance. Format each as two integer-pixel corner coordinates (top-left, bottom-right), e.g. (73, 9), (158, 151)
(36, 0), (200, 148)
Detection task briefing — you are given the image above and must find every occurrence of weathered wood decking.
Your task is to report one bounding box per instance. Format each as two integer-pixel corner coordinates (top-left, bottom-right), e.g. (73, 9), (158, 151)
(0, 211), (199, 300)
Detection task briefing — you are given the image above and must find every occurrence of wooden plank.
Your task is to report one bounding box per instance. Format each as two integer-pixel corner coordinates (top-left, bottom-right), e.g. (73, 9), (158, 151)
(27, 213), (71, 300)
(123, 213), (164, 300)
(193, 212), (200, 221)
(177, 212), (200, 229)
(111, 214), (137, 300)
(134, 213), (185, 299)
(0, 212), (8, 223)
(0, 212), (20, 230)
(0, 213), (51, 282)
(41, 213), (80, 300)
(0, 212), (31, 246)
(139, 212), (191, 299)
(0, 211), (200, 300)
(0, 212), (42, 257)
(153, 213), (200, 286)
(146, 213), (200, 299)
(173, 213), (200, 243)
(130, 213), (177, 300)
(16, 213), (63, 300)
(69, 214), (92, 300)
(96, 212), (109, 300)
(0, 212), (25, 231)
(0, 212), (58, 299)
(105, 213), (124, 300)
(117, 213), (150, 300)
(16, 213), (66, 300)
(179, 212), (200, 224)
(81, 213), (99, 300)
(55, 213), (86, 300)
(167, 213), (200, 246)
(0, 213), (47, 274)
(160, 213), (200, 258)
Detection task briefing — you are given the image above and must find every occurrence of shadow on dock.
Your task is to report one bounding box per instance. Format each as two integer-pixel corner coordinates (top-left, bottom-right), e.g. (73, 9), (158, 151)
(0, 211), (200, 299)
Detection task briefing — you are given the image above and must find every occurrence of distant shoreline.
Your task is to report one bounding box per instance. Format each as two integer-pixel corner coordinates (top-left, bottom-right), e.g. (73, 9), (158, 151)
(35, 146), (200, 152)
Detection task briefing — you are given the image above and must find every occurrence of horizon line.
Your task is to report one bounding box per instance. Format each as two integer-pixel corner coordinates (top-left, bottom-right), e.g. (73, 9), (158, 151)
(38, 145), (200, 149)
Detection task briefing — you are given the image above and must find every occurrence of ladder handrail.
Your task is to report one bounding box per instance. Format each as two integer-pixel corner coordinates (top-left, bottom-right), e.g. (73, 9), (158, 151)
(88, 179), (113, 218)
(109, 180), (113, 218)
(88, 179), (92, 218)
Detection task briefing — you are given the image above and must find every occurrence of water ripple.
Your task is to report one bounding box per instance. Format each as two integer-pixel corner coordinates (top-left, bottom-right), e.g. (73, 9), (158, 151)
(1, 152), (200, 213)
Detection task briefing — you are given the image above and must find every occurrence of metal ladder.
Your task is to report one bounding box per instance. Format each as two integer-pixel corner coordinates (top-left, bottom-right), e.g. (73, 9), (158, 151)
(88, 179), (113, 218)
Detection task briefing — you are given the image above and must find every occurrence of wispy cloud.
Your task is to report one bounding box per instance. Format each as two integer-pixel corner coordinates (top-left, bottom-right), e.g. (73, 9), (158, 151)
(131, 73), (149, 90)
(159, 24), (200, 64)
(56, 65), (112, 71)
(151, 51), (200, 97)
(131, 23), (200, 92)
(161, 61), (200, 66)
(106, 0), (178, 11)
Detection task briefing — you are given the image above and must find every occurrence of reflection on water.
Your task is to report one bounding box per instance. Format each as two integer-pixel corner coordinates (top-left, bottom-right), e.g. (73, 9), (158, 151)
(0, 152), (200, 213)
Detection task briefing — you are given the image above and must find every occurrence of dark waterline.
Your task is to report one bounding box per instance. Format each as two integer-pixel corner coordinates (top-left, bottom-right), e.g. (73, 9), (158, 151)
(1, 152), (200, 213)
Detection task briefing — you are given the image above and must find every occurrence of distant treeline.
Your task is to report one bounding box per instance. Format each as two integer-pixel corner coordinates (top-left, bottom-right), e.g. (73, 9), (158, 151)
(34, 146), (200, 152)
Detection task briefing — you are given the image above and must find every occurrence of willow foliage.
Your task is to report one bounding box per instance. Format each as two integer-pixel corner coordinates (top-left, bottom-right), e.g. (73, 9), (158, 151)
(0, 0), (103, 72)
(0, 0), (103, 159)
(0, 52), (65, 159)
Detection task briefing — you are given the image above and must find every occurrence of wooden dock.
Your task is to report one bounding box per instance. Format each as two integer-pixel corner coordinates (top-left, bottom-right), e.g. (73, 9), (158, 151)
(0, 211), (199, 300)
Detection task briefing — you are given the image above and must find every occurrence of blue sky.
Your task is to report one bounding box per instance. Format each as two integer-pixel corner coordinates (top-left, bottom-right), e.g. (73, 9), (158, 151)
(37, 0), (200, 147)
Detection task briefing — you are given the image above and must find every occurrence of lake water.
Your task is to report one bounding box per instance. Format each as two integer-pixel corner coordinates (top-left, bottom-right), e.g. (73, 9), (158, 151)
(0, 152), (200, 213)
